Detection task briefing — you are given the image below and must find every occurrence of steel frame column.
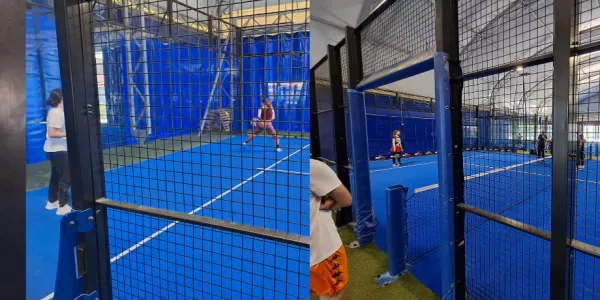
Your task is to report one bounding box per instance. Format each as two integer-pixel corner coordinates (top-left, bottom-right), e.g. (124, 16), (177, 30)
(550, 0), (578, 297)
(328, 45), (351, 195)
(435, 0), (465, 299)
(336, 26), (364, 227)
(310, 68), (321, 158)
(54, 0), (112, 297)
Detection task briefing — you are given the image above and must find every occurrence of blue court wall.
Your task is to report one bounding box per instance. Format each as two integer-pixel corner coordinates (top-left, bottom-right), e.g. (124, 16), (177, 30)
(26, 28), (309, 164)
(241, 32), (310, 133)
(346, 92), (436, 159)
(26, 10), (62, 164)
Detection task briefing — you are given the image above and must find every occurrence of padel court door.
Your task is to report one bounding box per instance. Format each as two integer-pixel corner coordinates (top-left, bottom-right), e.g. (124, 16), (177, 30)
(53, 0), (310, 299)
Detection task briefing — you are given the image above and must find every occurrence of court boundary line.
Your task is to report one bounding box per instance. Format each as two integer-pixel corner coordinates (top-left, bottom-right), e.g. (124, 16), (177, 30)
(256, 168), (309, 175)
(28, 135), (306, 192)
(414, 157), (548, 193)
(370, 154), (487, 173)
(40, 144), (310, 300)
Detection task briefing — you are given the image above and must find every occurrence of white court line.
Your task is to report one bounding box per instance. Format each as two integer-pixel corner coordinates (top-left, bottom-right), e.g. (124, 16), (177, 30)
(41, 144), (310, 300)
(256, 168), (309, 176)
(414, 157), (547, 193)
(370, 154), (487, 173)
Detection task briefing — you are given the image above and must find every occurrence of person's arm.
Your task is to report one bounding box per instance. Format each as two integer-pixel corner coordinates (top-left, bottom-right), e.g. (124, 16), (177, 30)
(257, 108), (262, 119)
(324, 184), (351, 210)
(270, 109), (275, 121)
(311, 159), (352, 211)
(47, 111), (66, 138)
(47, 127), (66, 138)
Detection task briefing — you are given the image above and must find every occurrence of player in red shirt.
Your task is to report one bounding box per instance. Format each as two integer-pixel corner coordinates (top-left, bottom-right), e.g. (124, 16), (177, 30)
(244, 97), (282, 152)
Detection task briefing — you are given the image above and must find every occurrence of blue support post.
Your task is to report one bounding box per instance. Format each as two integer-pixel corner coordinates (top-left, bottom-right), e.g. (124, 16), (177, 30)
(347, 89), (378, 246)
(54, 209), (99, 300)
(434, 52), (456, 299)
(376, 184), (409, 287)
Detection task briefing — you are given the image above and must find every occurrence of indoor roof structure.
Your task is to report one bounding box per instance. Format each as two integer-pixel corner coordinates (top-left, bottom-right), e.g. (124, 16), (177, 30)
(313, 0), (600, 116)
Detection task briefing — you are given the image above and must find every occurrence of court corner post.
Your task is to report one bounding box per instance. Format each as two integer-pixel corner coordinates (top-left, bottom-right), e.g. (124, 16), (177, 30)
(434, 52), (458, 299)
(346, 89), (378, 246)
(376, 184), (409, 287)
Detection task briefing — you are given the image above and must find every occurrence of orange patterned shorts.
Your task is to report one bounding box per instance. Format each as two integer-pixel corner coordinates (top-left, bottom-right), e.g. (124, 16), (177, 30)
(310, 246), (349, 296)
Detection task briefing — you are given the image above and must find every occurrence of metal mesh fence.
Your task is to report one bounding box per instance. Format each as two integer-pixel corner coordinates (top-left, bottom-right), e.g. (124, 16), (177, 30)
(108, 209), (309, 299)
(66, 0), (313, 298)
(458, 0), (554, 75)
(340, 43), (349, 84)
(358, 0), (435, 79)
(458, 0), (556, 297)
(571, 9), (600, 295)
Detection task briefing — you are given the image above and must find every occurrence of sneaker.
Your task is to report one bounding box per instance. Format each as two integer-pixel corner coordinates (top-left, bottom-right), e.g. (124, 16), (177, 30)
(276, 147), (282, 152)
(56, 204), (72, 216)
(242, 142), (248, 146)
(45, 201), (59, 210)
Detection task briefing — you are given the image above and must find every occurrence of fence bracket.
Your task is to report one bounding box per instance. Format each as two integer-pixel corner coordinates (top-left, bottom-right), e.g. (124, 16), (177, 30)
(54, 209), (97, 300)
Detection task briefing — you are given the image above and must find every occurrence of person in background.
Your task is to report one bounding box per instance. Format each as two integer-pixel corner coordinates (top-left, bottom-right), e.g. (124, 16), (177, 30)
(310, 159), (352, 300)
(578, 134), (586, 170)
(537, 131), (548, 160)
(390, 130), (403, 167)
(244, 97), (282, 152)
(44, 89), (72, 215)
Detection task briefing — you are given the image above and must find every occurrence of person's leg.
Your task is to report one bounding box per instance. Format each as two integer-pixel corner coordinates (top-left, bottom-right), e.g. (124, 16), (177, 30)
(245, 125), (264, 144)
(391, 153), (396, 165)
(56, 152), (71, 207)
(46, 152), (59, 209)
(397, 152), (402, 165)
(265, 123), (281, 151)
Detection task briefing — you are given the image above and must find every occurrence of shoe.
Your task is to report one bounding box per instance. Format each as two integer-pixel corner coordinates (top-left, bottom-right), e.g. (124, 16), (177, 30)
(56, 204), (72, 216)
(276, 147), (282, 152)
(45, 201), (59, 210)
(243, 142), (248, 146)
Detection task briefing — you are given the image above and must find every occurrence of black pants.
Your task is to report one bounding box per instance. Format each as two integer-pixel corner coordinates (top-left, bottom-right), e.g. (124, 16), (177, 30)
(537, 147), (545, 159)
(578, 150), (585, 167)
(391, 152), (402, 164)
(46, 151), (70, 206)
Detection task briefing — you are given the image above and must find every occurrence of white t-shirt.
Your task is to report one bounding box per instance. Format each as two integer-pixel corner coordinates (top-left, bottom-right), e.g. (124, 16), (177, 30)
(310, 159), (343, 267)
(43, 107), (68, 152)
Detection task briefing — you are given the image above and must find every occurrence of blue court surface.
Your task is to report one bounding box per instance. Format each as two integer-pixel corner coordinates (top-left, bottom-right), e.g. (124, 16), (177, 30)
(364, 151), (600, 299)
(27, 136), (310, 300)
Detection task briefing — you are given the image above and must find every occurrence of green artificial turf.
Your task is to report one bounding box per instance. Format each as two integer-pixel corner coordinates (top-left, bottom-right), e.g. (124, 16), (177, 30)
(311, 224), (438, 300)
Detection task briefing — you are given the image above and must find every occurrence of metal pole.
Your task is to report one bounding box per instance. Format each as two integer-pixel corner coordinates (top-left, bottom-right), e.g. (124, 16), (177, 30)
(309, 69), (321, 158)
(139, 1), (152, 136)
(435, 0), (464, 298)
(550, 0), (578, 296)
(123, 4), (137, 141)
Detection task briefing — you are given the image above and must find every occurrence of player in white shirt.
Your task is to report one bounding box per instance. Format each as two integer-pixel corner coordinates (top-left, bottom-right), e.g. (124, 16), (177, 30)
(43, 88), (72, 215)
(310, 159), (352, 299)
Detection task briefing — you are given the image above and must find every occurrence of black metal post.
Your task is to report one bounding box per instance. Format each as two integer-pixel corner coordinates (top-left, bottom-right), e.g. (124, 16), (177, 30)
(435, 0), (465, 298)
(0, 0), (25, 297)
(550, 0), (577, 297)
(328, 45), (352, 227)
(337, 26), (364, 227)
(475, 106), (480, 148)
(54, 0), (112, 297)
(345, 26), (363, 88)
(236, 28), (243, 132)
(310, 69), (321, 158)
